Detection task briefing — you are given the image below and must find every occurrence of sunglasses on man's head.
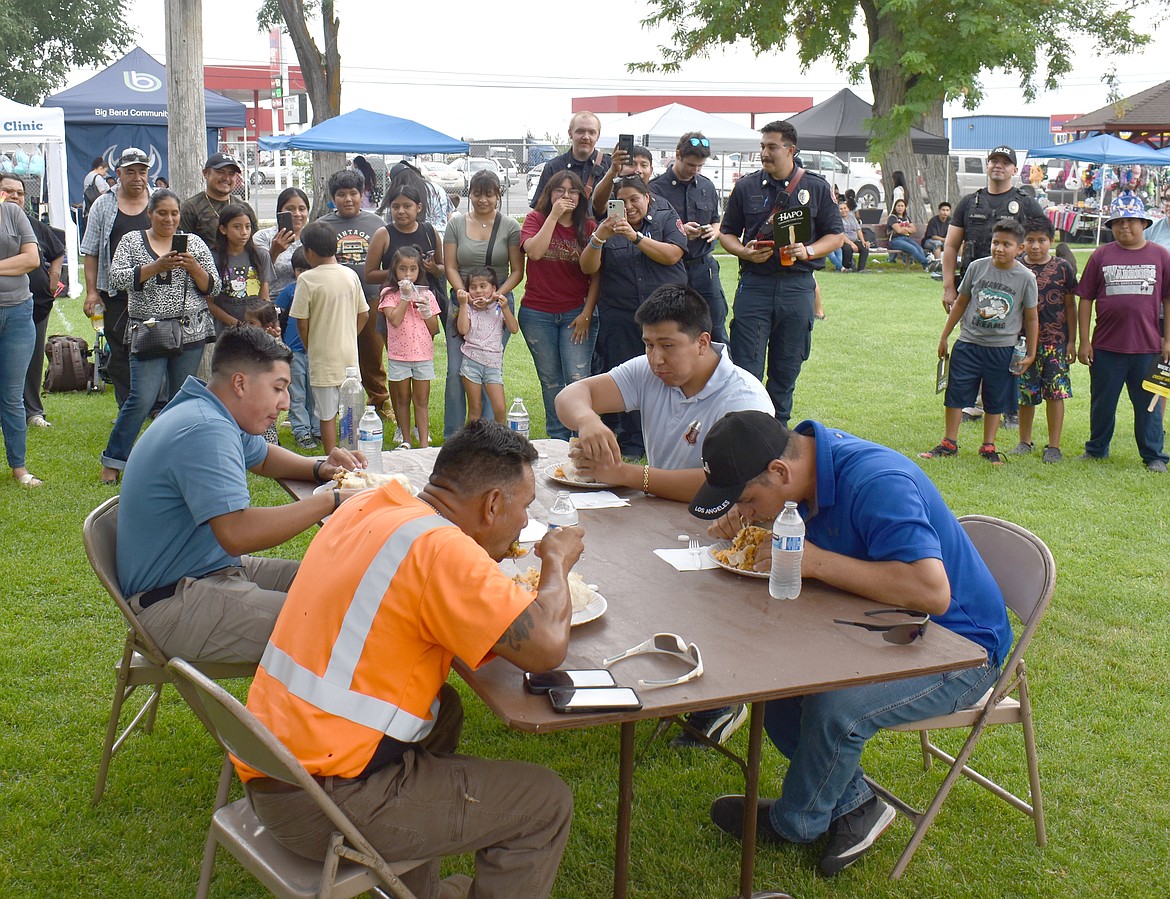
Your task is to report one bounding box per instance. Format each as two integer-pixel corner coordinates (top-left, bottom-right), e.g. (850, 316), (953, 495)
(688, 137), (711, 148)
(833, 609), (930, 644)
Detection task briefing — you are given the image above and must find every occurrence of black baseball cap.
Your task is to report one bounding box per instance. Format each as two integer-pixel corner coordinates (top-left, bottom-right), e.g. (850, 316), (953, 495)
(987, 146), (1017, 166)
(204, 152), (241, 171)
(689, 411), (791, 519)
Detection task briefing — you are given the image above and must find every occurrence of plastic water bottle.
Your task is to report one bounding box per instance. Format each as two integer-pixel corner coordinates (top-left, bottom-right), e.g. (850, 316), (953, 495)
(547, 491), (578, 529)
(506, 397), (530, 440)
(1010, 336), (1028, 375)
(90, 302), (104, 332)
(337, 366), (364, 454)
(769, 501), (805, 600)
(358, 405), (383, 473)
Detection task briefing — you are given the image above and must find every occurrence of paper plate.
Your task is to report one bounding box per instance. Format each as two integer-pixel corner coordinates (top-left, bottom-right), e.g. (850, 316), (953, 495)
(572, 592), (607, 626)
(543, 462), (609, 489)
(313, 476), (418, 497)
(706, 539), (770, 579)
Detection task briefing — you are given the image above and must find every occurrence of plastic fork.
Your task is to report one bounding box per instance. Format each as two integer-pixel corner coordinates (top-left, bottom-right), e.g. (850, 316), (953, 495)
(689, 537), (701, 566)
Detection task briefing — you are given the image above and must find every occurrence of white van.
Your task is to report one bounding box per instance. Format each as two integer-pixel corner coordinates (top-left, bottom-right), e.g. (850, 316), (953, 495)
(797, 151), (884, 208)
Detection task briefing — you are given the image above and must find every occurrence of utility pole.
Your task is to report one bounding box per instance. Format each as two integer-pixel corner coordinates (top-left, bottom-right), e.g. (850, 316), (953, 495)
(165, 0), (208, 202)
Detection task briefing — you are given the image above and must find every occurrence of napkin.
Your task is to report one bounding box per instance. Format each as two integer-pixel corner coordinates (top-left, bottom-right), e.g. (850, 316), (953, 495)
(517, 521), (548, 544)
(568, 491), (630, 509)
(654, 547), (719, 571)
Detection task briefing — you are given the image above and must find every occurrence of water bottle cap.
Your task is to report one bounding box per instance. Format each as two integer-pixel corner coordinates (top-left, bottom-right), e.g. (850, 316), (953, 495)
(364, 405), (375, 413)
(345, 366), (358, 376)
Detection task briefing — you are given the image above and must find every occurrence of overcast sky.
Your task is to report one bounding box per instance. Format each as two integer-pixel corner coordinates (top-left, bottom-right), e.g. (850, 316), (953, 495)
(62, 0), (1170, 144)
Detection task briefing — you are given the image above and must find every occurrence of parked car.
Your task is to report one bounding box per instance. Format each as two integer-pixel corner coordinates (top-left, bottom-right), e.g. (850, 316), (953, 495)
(417, 160), (465, 196)
(450, 156), (511, 193)
(526, 163), (545, 203)
(798, 150), (884, 208)
(493, 156), (519, 187)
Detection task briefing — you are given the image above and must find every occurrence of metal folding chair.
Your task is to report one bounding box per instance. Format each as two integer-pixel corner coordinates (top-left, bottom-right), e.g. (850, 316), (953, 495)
(167, 658), (425, 899)
(867, 514), (1054, 879)
(83, 496), (255, 805)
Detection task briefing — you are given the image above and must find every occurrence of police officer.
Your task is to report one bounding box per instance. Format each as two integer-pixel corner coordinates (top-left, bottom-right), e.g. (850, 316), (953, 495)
(719, 121), (843, 425)
(530, 111), (611, 209)
(650, 132), (728, 344)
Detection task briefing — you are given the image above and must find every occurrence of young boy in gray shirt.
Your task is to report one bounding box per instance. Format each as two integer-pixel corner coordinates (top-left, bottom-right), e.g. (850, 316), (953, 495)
(921, 218), (1039, 464)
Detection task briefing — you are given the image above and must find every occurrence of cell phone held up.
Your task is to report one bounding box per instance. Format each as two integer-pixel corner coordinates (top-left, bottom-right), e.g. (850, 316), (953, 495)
(171, 233), (189, 254)
(607, 199), (626, 221)
(276, 211), (294, 233)
(616, 133), (634, 158)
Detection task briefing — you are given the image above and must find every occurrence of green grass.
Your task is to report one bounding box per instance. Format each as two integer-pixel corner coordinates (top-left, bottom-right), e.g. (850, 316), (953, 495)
(1, 250), (1168, 897)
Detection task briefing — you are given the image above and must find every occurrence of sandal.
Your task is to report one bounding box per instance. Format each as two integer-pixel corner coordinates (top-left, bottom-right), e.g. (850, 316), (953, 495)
(14, 472), (43, 488)
(100, 466), (121, 486)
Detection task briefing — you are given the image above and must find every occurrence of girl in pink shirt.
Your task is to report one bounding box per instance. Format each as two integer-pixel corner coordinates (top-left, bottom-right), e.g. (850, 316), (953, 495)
(379, 247), (440, 447)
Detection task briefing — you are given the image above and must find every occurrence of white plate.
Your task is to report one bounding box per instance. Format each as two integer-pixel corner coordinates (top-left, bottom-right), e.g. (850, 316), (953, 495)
(706, 539), (770, 579)
(572, 592), (607, 626)
(543, 462), (610, 489)
(313, 476), (418, 497)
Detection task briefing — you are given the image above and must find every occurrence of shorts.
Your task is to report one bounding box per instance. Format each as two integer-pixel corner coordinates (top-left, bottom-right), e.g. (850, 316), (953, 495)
(943, 341), (1015, 414)
(459, 355), (503, 385)
(310, 385), (340, 421)
(1018, 343), (1072, 405)
(386, 358), (436, 381)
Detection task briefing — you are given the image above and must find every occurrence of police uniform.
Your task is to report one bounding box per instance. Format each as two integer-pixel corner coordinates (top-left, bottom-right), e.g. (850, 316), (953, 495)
(721, 167), (842, 424)
(650, 167), (728, 342)
(529, 149), (611, 208)
(951, 187), (1045, 276)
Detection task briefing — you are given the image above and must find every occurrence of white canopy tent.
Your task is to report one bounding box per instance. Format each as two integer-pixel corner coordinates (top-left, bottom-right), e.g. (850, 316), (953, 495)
(0, 96), (80, 298)
(600, 104), (764, 153)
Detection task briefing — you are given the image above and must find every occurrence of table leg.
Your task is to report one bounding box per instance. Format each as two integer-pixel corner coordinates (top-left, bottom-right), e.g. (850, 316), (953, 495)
(614, 720), (635, 899)
(738, 703), (764, 898)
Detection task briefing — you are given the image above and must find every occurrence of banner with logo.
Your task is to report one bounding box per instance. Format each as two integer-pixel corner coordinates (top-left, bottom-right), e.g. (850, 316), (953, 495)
(64, 125), (218, 205)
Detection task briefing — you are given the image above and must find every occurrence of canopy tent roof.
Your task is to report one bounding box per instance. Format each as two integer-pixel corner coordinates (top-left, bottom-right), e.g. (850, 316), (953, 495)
(1060, 81), (1170, 136)
(45, 47), (245, 127)
(260, 108), (468, 154)
(601, 103), (765, 153)
(1027, 133), (1169, 166)
(784, 89), (949, 155)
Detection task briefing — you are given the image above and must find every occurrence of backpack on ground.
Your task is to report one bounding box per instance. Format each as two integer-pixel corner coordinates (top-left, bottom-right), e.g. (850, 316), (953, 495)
(43, 335), (93, 393)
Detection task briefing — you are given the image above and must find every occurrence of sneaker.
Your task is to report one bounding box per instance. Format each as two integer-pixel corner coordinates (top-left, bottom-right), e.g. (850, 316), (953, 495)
(1042, 446), (1063, 464)
(1148, 459), (1168, 473)
(960, 406), (983, 422)
(670, 704), (748, 748)
(393, 427), (404, 444)
(709, 795), (789, 845)
(1007, 441), (1033, 455)
(929, 269), (943, 281)
(295, 434), (318, 450)
(27, 414), (51, 428)
(279, 419), (292, 431)
(1077, 452), (1104, 462)
(918, 438), (957, 459)
(818, 797), (896, 876)
(979, 443), (1006, 465)
(1001, 413), (1019, 429)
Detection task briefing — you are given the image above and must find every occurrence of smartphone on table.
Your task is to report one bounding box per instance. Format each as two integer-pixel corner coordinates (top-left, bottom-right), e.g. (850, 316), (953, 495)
(607, 199), (626, 221)
(525, 669), (617, 694)
(549, 686), (642, 713)
(171, 233), (189, 253)
(276, 211), (293, 232)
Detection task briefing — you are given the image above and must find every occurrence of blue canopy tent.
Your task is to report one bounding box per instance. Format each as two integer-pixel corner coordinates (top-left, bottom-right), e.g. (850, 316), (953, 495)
(259, 108), (468, 154)
(45, 47), (246, 204)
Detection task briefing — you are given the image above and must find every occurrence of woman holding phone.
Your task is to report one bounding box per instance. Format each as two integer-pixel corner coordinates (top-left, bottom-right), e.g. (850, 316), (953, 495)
(98, 190), (219, 484)
(254, 187), (310, 298)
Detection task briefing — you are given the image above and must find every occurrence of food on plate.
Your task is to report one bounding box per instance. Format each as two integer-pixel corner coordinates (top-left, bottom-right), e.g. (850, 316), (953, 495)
(512, 566), (596, 612)
(331, 469), (414, 492)
(555, 437), (596, 484)
(504, 540), (529, 559)
(713, 525), (771, 572)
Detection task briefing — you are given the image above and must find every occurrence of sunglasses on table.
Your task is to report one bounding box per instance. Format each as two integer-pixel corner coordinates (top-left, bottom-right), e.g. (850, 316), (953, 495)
(833, 609), (931, 644)
(603, 633), (703, 688)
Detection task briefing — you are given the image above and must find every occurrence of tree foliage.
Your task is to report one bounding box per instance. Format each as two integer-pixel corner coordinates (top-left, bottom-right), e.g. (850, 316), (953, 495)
(0, 1), (135, 104)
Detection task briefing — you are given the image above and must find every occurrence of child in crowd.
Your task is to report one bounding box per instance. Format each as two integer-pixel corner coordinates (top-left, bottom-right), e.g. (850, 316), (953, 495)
(243, 298), (284, 444)
(273, 248), (320, 449)
(457, 266), (519, 424)
(290, 220), (368, 454)
(1007, 217), (1078, 462)
(209, 203), (274, 333)
(921, 218), (1038, 464)
(379, 246), (440, 448)
(1076, 196), (1170, 472)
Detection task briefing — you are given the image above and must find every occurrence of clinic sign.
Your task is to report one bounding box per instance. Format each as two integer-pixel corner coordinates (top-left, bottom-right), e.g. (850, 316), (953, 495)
(2, 119), (45, 133)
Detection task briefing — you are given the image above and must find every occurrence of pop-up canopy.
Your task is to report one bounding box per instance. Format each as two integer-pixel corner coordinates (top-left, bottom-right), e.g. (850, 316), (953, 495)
(261, 108), (468, 155)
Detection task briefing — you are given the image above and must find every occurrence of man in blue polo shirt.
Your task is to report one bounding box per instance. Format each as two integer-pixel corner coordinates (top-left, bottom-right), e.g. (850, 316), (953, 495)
(720, 122), (844, 424)
(650, 132), (728, 344)
(117, 327), (363, 663)
(690, 411), (1010, 876)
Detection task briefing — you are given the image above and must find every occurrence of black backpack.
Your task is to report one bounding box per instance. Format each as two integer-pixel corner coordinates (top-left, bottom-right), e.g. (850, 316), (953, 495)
(83, 173), (103, 213)
(43, 335), (93, 393)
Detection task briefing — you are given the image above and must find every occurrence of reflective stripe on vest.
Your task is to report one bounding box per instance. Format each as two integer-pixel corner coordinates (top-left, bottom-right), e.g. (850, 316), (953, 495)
(260, 512), (454, 741)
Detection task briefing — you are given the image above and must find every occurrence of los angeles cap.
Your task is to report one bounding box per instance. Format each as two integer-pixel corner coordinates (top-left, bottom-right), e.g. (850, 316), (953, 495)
(688, 411), (791, 520)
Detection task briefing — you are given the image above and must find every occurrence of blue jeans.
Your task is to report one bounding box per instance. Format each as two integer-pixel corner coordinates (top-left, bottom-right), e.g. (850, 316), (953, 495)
(887, 236), (929, 268)
(1085, 348), (1167, 463)
(518, 304), (598, 441)
(443, 291), (514, 438)
(826, 248), (843, 271)
(729, 269), (814, 425)
(764, 658), (999, 842)
(101, 343), (205, 469)
(0, 299), (35, 469)
(685, 255), (729, 344)
(287, 350), (318, 439)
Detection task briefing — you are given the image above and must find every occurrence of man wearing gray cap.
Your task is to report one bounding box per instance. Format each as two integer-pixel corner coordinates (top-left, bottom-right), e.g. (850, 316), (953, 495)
(689, 411), (1010, 877)
(179, 152), (257, 249)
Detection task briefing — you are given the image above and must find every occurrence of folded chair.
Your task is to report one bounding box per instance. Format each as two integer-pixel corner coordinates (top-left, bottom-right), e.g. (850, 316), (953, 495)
(167, 658), (425, 899)
(867, 514), (1055, 879)
(83, 496), (256, 805)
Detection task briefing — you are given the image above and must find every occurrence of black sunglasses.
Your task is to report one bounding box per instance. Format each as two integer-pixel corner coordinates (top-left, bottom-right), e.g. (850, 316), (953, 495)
(833, 609), (930, 644)
(688, 137), (711, 148)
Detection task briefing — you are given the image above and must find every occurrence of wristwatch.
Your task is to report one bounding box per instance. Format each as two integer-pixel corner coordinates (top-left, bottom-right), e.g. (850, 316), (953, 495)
(634, 233), (644, 246)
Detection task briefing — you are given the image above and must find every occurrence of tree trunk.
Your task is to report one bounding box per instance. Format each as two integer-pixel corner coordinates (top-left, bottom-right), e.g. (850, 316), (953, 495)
(165, 0), (207, 202)
(921, 100), (959, 210)
(275, 0), (344, 217)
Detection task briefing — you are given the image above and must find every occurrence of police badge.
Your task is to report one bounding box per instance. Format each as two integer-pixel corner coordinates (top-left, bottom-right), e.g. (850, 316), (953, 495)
(1008, 200), (1019, 214)
(798, 189), (810, 206)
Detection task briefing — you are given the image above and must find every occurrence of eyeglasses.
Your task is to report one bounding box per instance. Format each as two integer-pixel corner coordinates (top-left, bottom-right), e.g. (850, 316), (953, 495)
(551, 187), (581, 196)
(687, 137), (711, 148)
(603, 633), (703, 688)
(833, 609), (931, 644)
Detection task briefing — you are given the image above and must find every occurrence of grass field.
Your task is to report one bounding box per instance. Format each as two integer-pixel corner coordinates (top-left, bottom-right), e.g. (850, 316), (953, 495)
(1, 252), (1167, 897)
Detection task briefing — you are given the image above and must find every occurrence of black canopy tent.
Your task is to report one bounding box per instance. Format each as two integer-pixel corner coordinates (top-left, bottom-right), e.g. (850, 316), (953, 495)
(784, 88), (949, 155)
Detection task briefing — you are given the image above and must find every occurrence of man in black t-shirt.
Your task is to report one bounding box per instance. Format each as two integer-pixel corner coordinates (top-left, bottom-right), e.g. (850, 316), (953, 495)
(922, 201), (951, 261)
